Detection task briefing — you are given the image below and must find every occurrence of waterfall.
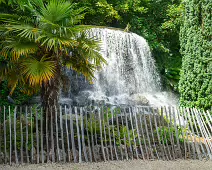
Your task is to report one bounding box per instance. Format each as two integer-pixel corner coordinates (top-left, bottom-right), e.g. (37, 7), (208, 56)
(89, 28), (161, 94)
(61, 28), (177, 106)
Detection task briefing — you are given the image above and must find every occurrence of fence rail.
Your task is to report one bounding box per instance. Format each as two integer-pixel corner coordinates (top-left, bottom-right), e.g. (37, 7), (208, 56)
(0, 105), (211, 164)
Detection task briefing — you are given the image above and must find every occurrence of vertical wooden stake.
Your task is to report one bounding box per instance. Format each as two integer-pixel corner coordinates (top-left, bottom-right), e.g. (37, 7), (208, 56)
(194, 109), (212, 159)
(75, 107), (82, 163)
(106, 107), (113, 161)
(36, 108), (40, 163)
(190, 108), (205, 159)
(4, 106), (7, 164)
(124, 108), (133, 159)
(148, 107), (159, 159)
(186, 108), (197, 159)
(161, 107), (172, 160)
(152, 107), (165, 160)
(85, 107), (92, 162)
(65, 106), (71, 162)
(129, 107), (138, 159)
(143, 108), (154, 159)
(25, 106), (29, 163)
(69, 107), (77, 163)
(46, 108), (49, 163)
(102, 106), (109, 161)
(55, 106), (60, 162)
(203, 111), (212, 135)
(181, 107), (191, 159)
(60, 106), (66, 162)
(98, 107), (106, 161)
(138, 108), (149, 160)
(30, 107), (34, 163)
(164, 107), (175, 159)
(172, 107), (182, 159)
(116, 108), (123, 160)
(9, 106), (12, 165)
(134, 107), (145, 160)
(80, 107), (88, 162)
(197, 109), (212, 154)
(40, 108), (44, 163)
(50, 107), (55, 162)
(111, 107), (118, 160)
(14, 107), (18, 163)
(176, 108), (187, 159)
(187, 108), (200, 160)
(156, 107), (168, 160)
(90, 110), (97, 162)
(120, 109), (128, 160)
(20, 107), (24, 164)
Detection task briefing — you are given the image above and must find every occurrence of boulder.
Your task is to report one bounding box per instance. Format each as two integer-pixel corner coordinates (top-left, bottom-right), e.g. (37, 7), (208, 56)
(129, 94), (149, 105)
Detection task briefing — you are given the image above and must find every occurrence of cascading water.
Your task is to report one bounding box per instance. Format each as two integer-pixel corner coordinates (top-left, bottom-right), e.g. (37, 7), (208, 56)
(62, 28), (177, 106)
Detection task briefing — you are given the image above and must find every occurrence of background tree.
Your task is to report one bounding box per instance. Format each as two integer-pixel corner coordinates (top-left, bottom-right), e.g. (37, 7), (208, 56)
(179, 0), (212, 109)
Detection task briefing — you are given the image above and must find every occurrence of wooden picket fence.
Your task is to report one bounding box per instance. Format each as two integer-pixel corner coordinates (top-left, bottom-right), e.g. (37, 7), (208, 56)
(0, 105), (211, 164)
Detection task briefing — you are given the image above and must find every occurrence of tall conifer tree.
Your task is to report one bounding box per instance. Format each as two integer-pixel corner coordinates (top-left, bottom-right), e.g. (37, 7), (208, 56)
(179, 0), (212, 109)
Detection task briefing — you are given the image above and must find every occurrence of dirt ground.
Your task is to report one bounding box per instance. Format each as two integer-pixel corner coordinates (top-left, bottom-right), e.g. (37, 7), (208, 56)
(1, 160), (212, 170)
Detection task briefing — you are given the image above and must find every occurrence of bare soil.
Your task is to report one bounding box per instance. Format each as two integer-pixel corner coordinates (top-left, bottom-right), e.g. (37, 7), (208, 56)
(1, 160), (212, 170)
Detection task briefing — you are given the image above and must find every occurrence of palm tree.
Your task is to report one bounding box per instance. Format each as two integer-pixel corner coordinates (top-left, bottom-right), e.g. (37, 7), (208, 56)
(0, 0), (106, 118)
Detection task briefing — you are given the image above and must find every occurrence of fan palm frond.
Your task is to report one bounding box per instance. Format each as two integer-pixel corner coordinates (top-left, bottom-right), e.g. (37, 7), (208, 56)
(21, 56), (56, 85)
(75, 32), (106, 66)
(36, 34), (78, 51)
(0, 14), (33, 24)
(41, 0), (72, 23)
(0, 58), (25, 95)
(1, 38), (37, 60)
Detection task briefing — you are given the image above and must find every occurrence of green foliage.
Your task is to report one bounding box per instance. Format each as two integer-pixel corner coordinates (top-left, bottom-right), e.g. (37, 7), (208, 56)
(74, 0), (121, 25)
(114, 125), (137, 147)
(0, 81), (32, 106)
(0, 108), (36, 151)
(157, 126), (185, 145)
(179, 0), (212, 110)
(84, 108), (136, 148)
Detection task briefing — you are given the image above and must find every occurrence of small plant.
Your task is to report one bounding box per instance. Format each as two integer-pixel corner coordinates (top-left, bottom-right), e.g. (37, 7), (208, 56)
(157, 126), (186, 145)
(114, 126), (137, 147)
(0, 113), (36, 151)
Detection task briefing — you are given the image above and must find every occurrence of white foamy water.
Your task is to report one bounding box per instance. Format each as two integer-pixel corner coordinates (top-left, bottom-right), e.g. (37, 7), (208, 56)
(84, 28), (177, 106)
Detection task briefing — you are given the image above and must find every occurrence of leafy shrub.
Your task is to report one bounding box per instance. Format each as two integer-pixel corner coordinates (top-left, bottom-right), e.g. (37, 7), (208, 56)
(0, 114), (36, 152)
(157, 126), (185, 145)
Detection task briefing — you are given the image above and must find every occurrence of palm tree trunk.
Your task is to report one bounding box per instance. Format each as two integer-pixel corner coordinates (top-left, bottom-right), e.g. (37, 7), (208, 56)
(41, 62), (61, 155)
(41, 64), (61, 121)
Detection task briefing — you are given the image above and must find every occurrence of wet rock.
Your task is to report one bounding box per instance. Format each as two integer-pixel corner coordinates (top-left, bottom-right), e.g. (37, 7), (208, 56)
(30, 96), (41, 104)
(129, 94), (149, 105)
(59, 98), (73, 105)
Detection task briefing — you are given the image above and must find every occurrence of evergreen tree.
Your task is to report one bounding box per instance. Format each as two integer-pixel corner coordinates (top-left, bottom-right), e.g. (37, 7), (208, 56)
(179, 0), (212, 109)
